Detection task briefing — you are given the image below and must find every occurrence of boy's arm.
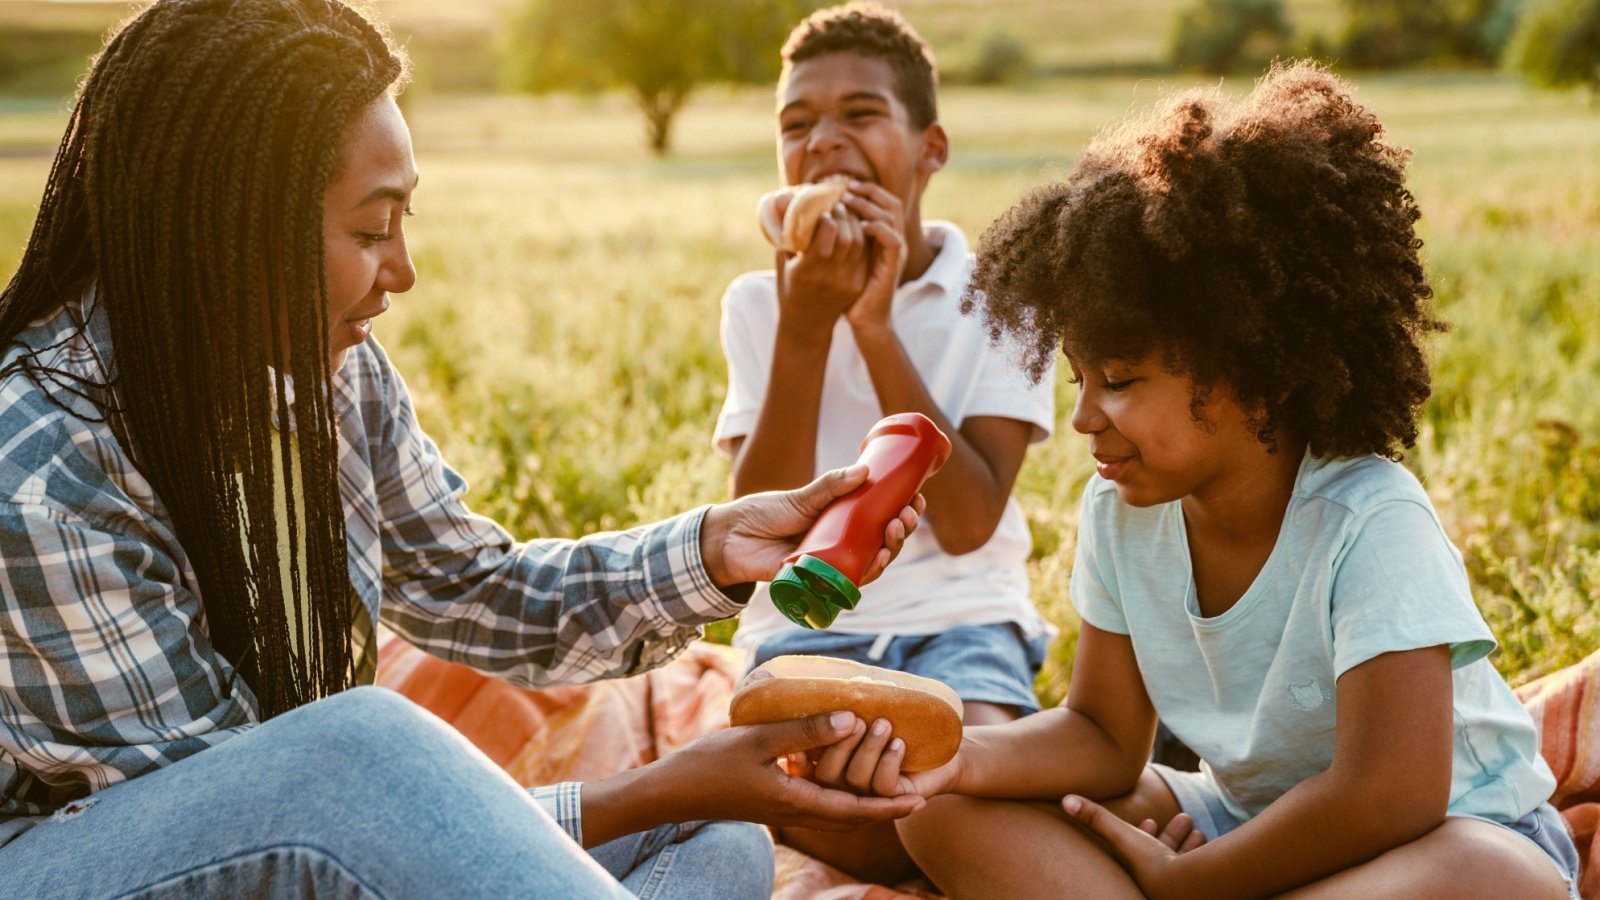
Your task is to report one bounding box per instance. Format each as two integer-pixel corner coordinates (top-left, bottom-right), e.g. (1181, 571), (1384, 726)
(843, 182), (1038, 554)
(730, 222), (872, 497)
(1064, 645), (1454, 900)
(728, 306), (830, 497)
(853, 327), (1034, 555)
(926, 623), (1158, 801)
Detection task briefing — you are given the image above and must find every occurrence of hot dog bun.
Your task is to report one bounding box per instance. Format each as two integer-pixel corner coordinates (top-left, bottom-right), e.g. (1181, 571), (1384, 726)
(756, 177), (849, 253)
(729, 655), (963, 772)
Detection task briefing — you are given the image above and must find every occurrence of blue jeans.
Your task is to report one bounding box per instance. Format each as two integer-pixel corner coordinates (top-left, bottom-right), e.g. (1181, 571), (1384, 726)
(0, 686), (773, 899)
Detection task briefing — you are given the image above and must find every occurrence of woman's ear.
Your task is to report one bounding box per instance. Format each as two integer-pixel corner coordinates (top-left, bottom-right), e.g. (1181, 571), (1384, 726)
(917, 122), (949, 176)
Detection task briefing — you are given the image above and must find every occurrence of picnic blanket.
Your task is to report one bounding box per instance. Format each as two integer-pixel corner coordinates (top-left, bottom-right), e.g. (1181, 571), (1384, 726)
(376, 630), (1600, 898)
(1515, 650), (1600, 899)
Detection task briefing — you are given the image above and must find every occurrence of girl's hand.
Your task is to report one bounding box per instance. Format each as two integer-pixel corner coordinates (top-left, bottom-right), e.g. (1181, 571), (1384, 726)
(1140, 810), (1208, 853)
(700, 465), (924, 588)
(1060, 794), (1197, 898)
(654, 711), (928, 832)
(840, 180), (907, 336)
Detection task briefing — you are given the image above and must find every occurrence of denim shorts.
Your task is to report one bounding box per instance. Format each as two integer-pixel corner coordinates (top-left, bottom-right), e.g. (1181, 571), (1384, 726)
(748, 622), (1050, 715)
(1151, 763), (1582, 898)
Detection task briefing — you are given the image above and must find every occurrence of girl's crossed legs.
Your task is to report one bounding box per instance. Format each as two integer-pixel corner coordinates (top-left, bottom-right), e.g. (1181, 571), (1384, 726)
(898, 765), (1575, 899)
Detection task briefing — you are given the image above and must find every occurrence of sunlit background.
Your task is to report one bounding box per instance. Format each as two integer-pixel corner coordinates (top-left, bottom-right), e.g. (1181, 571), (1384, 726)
(2, 0), (1598, 703)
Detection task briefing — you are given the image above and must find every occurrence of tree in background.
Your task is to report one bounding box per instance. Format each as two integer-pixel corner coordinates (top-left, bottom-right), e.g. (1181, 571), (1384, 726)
(956, 24), (1033, 85)
(1168, 0), (1293, 75)
(1338, 0), (1523, 68)
(1508, 0), (1600, 104)
(504, 0), (816, 155)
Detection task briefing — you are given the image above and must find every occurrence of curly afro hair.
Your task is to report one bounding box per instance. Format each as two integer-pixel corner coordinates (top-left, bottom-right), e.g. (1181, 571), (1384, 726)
(967, 61), (1444, 459)
(782, 2), (938, 129)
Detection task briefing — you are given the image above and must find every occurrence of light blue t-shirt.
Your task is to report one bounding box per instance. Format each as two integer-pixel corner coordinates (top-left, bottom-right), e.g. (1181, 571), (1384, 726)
(1071, 452), (1556, 824)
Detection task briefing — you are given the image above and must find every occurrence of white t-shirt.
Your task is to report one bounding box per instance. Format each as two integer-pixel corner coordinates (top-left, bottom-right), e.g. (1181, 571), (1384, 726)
(1072, 452), (1557, 824)
(714, 222), (1055, 648)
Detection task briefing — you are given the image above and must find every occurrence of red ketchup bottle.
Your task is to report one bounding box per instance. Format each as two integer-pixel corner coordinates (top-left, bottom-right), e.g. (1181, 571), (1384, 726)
(770, 412), (952, 629)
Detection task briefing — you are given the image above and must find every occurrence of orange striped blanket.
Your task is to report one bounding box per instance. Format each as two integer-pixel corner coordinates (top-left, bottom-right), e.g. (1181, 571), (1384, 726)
(375, 632), (1600, 898)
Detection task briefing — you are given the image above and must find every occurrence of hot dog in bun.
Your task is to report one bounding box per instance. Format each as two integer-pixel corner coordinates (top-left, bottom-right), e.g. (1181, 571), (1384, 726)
(757, 177), (849, 253)
(729, 655), (963, 772)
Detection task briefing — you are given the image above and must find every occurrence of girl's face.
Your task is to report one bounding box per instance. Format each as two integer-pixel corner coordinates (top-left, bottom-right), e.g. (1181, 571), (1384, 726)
(320, 94), (417, 371)
(1067, 353), (1267, 508)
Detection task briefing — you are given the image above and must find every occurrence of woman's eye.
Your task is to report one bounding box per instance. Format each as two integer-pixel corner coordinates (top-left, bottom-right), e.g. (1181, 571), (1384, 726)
(1104, 379), (1134, 392)
(781, 120), (808, 134)
(356, 232), (392, 246)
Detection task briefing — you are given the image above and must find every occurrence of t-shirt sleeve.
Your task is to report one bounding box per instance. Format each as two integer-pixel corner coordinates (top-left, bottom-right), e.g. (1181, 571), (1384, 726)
(1069, 483), (1129, 635)
(961, 333), (1055, 444)
(711, 275), (774, 458)
(1329, 499), (1495, 677)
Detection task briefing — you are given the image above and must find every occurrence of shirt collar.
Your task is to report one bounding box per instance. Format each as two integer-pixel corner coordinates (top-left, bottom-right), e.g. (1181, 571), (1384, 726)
(896, 221), (969, 304)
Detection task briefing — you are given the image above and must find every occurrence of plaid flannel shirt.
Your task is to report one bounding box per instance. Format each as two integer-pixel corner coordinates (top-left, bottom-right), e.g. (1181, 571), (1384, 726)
(0, 295), (746, 844)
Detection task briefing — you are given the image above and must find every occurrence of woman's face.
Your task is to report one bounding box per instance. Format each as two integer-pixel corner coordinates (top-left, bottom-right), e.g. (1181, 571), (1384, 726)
(320, 94), (417, 371)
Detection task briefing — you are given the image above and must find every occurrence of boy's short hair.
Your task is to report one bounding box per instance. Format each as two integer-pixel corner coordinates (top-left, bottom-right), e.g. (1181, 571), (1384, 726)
(967, 61), (1443, 460)
(781, 2), (939, 129)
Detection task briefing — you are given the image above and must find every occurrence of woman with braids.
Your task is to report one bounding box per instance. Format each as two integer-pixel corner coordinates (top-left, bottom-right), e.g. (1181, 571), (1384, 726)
(0, 1), (931, 896)
(867, 62), (1584, 897)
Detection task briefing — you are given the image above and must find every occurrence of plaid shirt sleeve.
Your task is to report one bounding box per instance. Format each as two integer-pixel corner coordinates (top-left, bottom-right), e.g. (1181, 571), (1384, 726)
(346, 341), (750, 687)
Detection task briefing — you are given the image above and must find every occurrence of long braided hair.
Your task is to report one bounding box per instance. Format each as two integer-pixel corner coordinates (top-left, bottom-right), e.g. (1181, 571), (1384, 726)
(0, 0), (407, 718)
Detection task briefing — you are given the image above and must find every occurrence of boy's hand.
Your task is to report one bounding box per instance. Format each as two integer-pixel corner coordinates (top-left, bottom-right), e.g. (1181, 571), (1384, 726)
(841, 180), (908, 335)
(777, 203), (869, 334)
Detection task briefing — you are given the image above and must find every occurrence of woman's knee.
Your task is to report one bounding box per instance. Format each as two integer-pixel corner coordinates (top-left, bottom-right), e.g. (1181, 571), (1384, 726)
(261, 687), (521, 827)
(276, 687), (481, 778)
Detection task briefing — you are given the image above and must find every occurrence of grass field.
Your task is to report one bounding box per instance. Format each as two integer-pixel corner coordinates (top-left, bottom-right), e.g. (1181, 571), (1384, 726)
(1, 66), (1597, 706)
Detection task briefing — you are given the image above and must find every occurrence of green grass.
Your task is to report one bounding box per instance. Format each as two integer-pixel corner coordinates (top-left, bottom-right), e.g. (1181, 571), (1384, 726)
(1, 71), (1597, 705)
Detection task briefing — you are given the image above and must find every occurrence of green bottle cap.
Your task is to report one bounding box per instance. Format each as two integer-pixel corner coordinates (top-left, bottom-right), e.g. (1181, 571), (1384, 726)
(769, 554), (861, 629)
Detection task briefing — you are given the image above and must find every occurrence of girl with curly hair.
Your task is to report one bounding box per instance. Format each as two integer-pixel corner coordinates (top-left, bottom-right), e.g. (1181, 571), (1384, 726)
(884, 62), (1580, 897)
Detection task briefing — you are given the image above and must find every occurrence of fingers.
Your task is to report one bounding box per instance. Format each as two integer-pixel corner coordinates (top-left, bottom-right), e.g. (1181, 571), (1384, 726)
(810, 718), (867, 784)
(811, 210), (839, 258)
(751, 709), (860, 758)
(782, 777), (926, 830)
(1061, 795), (1141, 866)
(857, 500), (921, 587)
(790, 465), (869, 519)
(834, 204), (864, 261)
(870, 738), (908, 796)
(862, 220), (906, 270)
(842, 718), (895, 790)
(1145, 812), (1207, 852)
(844, 179), (904, 220)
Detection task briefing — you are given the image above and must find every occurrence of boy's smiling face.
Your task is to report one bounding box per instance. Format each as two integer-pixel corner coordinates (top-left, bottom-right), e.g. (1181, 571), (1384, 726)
(776, 52), (945, 218)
